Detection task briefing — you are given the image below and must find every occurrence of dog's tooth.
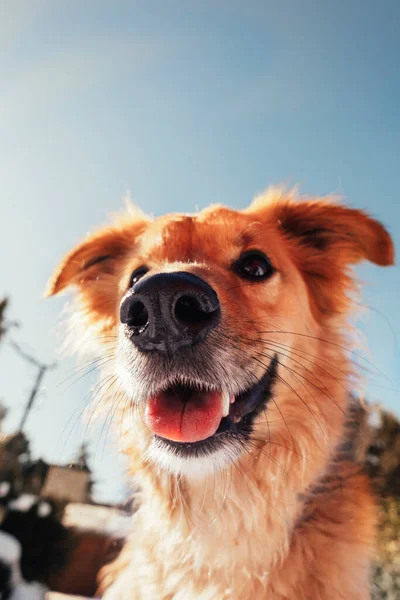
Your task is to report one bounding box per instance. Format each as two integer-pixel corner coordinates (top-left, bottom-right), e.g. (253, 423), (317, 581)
(221, 392), (230, 417)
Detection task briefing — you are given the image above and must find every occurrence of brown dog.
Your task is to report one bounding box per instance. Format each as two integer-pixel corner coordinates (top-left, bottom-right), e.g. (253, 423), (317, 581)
(47, 188), (394, 599)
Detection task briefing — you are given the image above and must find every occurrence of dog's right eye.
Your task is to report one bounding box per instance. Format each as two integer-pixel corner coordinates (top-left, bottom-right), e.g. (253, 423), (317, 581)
(233, 251), (275, 281)
(129, 266), (149, 288)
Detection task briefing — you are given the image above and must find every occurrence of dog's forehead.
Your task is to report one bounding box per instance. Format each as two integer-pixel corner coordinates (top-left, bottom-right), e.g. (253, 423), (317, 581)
(138, 206), (252, 262)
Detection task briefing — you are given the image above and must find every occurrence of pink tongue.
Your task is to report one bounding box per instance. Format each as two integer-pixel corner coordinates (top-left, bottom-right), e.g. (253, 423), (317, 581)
(145, 390), (223, 443)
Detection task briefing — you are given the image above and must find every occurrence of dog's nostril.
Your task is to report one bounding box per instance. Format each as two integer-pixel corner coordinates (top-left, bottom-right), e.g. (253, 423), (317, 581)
(127, 300), (149, 330)
(174, 295), (214, 326)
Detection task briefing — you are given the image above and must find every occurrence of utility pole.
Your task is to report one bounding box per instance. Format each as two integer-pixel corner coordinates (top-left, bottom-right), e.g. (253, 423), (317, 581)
(0, 298), (7, 342)
(0, 297), (19, 343)
(9, 340), (57, 433)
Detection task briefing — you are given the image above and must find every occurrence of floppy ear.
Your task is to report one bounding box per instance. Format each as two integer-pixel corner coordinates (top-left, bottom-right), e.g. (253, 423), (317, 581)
(45, 216), (149, 335)
(46, 228), (131, 297)
(45, 213), (149, 298)
(249, 191), (395, 316)
(274, 199), (394, 268)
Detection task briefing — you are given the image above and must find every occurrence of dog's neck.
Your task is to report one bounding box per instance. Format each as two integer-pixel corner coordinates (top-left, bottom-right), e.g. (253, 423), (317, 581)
(136, 461), (294, 577)
(133, 378), (348, 577)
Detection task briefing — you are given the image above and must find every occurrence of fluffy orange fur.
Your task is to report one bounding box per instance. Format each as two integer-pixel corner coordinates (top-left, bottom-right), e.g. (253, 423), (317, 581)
(47, 188), (394, 599)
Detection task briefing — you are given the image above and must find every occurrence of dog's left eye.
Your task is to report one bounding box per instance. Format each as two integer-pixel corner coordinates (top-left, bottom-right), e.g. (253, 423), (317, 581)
(233, 251), (275, 281)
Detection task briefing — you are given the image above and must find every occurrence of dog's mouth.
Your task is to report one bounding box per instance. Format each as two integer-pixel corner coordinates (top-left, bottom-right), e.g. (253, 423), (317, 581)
(144, 354), (278, 446)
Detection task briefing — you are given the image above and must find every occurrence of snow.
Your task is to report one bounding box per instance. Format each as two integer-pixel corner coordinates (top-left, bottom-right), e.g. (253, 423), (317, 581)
(0, 530), (21, 566)
(368, 406), (382, 429)
(0, 530), (47, 599)
(37, 502), (52, 518)
(46, 593), (94, 600)
(0, 496), (130, 599)
(0, 481), (11, 497)
(7, 494), (53, 519)
(10, 581), (48, 600)
(63, 503), (131, 537)
(9, 494), (38, 513)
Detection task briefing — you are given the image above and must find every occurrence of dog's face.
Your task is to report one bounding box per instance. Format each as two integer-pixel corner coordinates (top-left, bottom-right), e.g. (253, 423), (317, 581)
(47, 190), (394, 477)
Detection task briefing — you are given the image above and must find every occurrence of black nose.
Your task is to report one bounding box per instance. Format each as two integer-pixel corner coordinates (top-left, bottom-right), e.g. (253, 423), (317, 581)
(120, 272), (220, 352)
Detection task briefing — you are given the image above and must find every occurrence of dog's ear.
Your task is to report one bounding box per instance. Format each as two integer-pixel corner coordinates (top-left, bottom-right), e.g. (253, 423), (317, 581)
(45, 219), (148, 297)
(274, 199), (394, 268)
(249, 191), (394, 316)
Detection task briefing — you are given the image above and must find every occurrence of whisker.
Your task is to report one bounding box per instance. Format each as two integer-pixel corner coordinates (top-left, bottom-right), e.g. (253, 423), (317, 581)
(99, 381), (125, 460)
(84, 374), (119, 442)
(253, 329), (390, 381)
(56, 373), (117, 459)
(257, 349), (348, 420)
(255, 352), (329, 441)
(59, 356), (115, 392)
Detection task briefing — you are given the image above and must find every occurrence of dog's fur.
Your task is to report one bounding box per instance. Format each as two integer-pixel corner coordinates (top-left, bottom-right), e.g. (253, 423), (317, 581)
(47, 188), (394, 599)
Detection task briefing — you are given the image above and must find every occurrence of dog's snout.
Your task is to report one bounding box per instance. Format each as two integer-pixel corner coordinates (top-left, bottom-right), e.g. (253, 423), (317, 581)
(120, 272), (220, 352)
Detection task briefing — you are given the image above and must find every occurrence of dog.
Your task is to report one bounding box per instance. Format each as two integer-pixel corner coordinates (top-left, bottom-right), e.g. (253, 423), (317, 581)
(46, 188), (394, 599)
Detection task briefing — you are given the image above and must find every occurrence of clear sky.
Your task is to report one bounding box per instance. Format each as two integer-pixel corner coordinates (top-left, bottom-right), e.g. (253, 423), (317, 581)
(1, 0), (399, 504)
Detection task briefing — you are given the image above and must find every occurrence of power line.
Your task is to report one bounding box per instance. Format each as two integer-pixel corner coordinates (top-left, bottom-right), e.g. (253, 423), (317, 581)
(9, 339), (57, 433)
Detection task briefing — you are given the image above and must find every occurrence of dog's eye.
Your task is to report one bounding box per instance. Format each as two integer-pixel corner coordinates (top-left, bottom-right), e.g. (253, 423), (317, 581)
(129, 266), (149, 287)
(233, 251), (275, 281)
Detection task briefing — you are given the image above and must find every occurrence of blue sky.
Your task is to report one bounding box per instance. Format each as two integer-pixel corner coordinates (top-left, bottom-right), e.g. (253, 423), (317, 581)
(1, 0), (399, 504)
